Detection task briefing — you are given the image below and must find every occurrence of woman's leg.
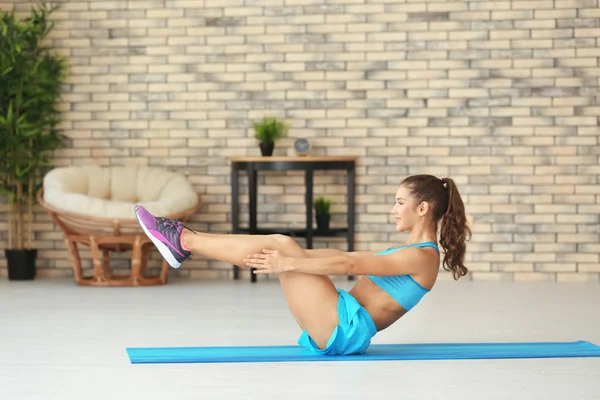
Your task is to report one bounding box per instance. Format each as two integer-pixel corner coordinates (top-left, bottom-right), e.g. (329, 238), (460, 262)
(134, 205), (340, 349)
(186, 230), (340, 348)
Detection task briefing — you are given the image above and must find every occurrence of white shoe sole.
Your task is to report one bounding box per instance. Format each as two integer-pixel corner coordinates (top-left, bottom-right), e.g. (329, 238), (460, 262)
(135, 209), (182, 269)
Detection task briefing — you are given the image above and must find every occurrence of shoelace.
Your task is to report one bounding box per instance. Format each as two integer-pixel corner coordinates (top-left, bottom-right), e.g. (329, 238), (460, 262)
(155, 217), (182, 244)
(159, 217), (181, 231)
(155, 217), (196, 249)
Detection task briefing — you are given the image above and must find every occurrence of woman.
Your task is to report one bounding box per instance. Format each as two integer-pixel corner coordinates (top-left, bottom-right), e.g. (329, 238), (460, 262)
(134, 174), (471, 356)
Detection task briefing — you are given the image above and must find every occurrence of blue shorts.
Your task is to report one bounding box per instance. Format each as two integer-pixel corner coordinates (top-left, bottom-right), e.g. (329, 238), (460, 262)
(297, 288), (377, 356)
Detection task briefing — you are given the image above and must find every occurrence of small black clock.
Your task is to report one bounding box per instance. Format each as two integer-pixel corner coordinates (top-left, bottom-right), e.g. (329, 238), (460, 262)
(294, 138), (311, 156)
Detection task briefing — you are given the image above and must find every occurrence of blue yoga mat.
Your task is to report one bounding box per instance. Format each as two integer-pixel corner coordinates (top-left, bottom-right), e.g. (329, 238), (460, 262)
(127, 340), (600, 364)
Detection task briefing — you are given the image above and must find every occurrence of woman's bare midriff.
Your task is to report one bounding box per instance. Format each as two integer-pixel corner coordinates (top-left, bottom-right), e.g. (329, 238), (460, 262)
(349, 275), (433, 332)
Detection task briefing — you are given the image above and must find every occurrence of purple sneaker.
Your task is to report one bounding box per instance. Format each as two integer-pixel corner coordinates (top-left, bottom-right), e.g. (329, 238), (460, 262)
(134, 205), (194, 269)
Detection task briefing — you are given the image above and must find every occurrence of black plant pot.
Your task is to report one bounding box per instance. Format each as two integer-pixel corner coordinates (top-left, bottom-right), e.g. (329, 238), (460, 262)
(316, 214), (330, 231)
(260, 141), (275, 156)
(5, 249), (37, 281)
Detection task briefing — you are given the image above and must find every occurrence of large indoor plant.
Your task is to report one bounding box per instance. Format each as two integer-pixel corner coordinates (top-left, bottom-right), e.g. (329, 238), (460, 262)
(0, 3), (67, 280)
(253, 116), (288, 156)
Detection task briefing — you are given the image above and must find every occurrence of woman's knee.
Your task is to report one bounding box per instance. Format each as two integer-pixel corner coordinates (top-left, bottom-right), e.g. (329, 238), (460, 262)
(269, 234), (296, 248)
(269, 234), (304, 255)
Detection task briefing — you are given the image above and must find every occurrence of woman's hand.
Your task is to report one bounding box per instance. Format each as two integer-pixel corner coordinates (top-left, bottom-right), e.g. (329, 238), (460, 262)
(243, 249), (294, 274)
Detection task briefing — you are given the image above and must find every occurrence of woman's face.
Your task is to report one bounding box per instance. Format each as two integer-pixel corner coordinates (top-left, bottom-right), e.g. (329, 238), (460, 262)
(390, 186), (428, 232)
(391, 186), (414, 232)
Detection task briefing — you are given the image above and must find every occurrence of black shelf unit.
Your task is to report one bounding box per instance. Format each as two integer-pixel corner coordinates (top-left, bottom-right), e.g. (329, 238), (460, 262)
(229, 156), (357, 283)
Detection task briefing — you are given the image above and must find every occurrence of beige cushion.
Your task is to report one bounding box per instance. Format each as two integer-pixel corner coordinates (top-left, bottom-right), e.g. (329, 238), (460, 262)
(43, 166), (199, 220)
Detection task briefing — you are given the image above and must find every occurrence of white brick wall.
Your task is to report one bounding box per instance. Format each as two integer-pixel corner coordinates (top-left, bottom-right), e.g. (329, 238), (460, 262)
(1, 0), (599, 283)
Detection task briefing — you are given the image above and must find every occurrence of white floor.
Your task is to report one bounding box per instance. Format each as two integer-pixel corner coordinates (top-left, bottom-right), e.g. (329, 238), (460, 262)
(1, 276), (599, 400)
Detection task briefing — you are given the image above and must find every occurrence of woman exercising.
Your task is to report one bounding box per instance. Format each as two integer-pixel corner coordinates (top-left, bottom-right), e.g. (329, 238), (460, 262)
(134, 174), (471, 356)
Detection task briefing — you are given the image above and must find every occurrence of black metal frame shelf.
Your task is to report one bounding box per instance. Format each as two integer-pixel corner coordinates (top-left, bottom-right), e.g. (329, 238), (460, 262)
(229, 156), (357, 283)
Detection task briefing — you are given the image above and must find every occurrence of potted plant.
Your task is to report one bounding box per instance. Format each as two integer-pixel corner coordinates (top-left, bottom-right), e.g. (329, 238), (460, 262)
(253, 116), (288, 156)
(0, 3), (68, 280)
(314, 197), (331, 232)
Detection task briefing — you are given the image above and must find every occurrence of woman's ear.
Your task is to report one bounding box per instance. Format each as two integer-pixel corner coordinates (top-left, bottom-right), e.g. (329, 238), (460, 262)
(417, 201), (430, 216)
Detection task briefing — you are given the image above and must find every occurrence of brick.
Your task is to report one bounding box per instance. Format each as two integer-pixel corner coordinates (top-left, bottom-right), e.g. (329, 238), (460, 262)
(513, 59), (552, 68)
(445, 70), (484, 80)
(532, 68), (573, 79)
(578, 8), (600, 18)
(557, 58), (597, 68)
(557, 234), (600, 243)
(224, 7), (263, 17)
(534, 49), (576, 59)
(449, 125), (491, 136)
(489, 66), (528, 76)
(514, 234), (556, 244)
(578, 127), (600, 137)
(578, 204), (600, 214)
(533, 29), (575, 40)
(367, 32), (408, 43)
(555, 117), (597, 126)
(555, 0), (597, 8)
(166, 0), (203, 7)
(469, 1), (511, 10)
(514, 273), (557, 282)
(557, 253), (599, 263)
(347, 23), (387, 33)
(533, 107), (574, 117)
(492, 10), (533, 20)
(469, 40), (510, 49)
(535, 9), (577, 19)
(428, 3), (468, 12)
(491, 30), (531, 40)
(346, 4), (385, 13)
(490, 107), (530, 117)
(511, 39), (553, 49)
(470, 272), (514, 282)
(493, 263), (534, 272)
(579, 265), (600, 273)
(448, 88), (489, 98)
(513, 117), (554, 126)
(449, 11), (490, 21)
(449, 50), (491, 61)
(554, 97), (593, 106)
(516, 20), (555, 29)
(576, 47), (600, 57)
(324, 13), (365, 24)
(555, 37), (597, 49)
(557, 273), (599, 283)
(534, 264), (577, 273)
(428, 21), (471, 32)
(575, 28), (600, 38)
(513, 0), (554, 9)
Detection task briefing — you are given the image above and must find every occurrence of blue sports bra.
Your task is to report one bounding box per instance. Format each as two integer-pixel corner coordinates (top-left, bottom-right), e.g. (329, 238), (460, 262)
(366, 241), (439, 312)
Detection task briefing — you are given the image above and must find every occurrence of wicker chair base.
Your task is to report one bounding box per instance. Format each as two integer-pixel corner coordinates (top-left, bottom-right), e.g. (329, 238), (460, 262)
(63, 234), (169, 286)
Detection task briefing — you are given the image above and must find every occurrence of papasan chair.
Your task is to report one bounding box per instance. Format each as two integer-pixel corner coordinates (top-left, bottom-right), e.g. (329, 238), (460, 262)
(37, 165), (202, 286)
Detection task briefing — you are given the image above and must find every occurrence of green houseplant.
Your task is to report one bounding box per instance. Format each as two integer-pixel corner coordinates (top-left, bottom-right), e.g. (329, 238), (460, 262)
(0, 3), (67, 280)
(314, 197), (331, 232)
(253, 116), (288, 156)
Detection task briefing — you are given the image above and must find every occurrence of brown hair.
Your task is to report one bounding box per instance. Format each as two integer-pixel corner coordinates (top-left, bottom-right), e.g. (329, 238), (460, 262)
(401, 174), (471, 280)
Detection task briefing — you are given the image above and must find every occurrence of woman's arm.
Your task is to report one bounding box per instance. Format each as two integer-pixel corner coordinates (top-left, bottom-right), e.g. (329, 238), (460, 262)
(304, 249), (345, 258)
(304, 249), (379, 258)
(289, 248), (435, 276)
(244, 248), (417, 276)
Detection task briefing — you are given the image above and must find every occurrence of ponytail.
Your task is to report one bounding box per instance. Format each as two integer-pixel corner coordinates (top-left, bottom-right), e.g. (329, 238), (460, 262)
(439, 177), (471, 280)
